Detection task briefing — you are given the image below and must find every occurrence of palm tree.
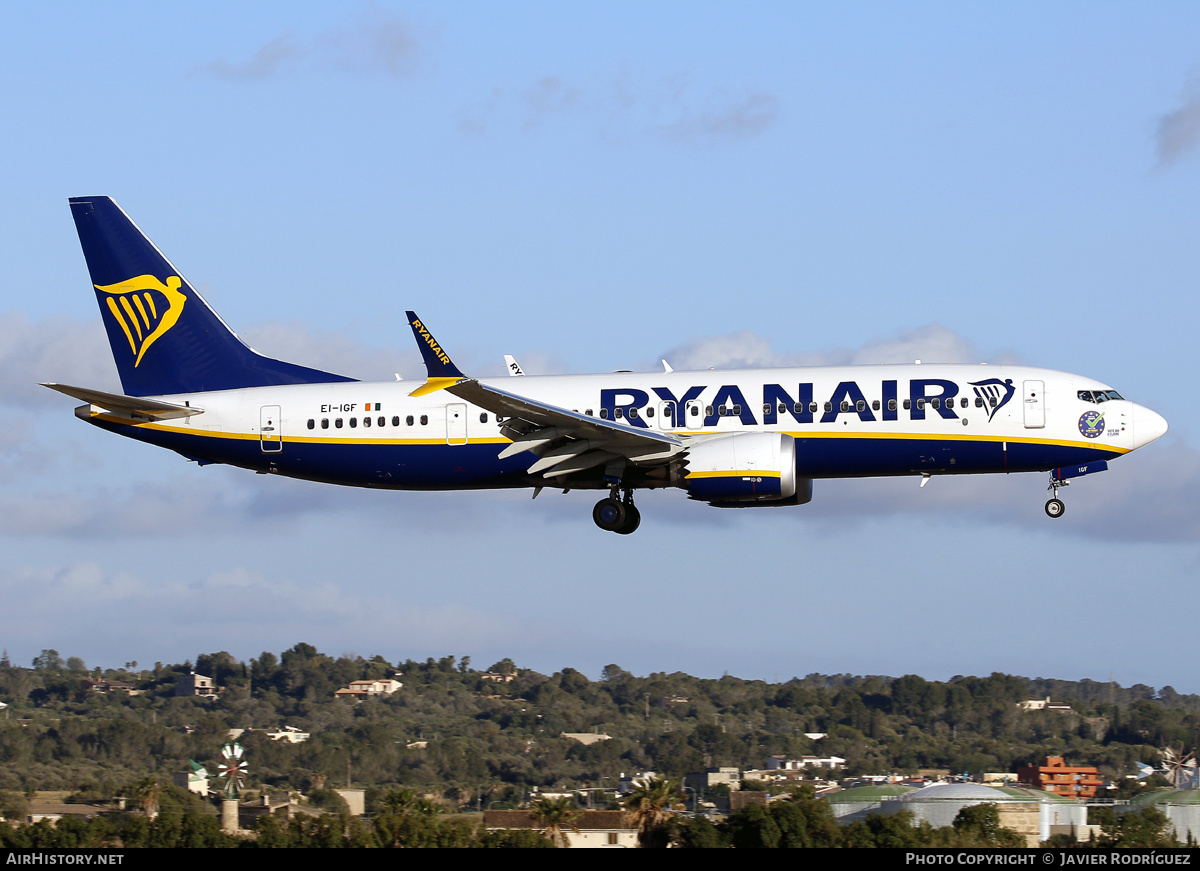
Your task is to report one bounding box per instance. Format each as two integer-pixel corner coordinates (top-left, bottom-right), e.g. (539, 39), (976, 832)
(130, 776), (163, 820)
(621, 776), (684, 848)
(529, 796), (582, 848)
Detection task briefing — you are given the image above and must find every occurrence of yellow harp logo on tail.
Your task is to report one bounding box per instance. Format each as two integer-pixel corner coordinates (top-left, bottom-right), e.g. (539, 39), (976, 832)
(95, 275), (187, 367)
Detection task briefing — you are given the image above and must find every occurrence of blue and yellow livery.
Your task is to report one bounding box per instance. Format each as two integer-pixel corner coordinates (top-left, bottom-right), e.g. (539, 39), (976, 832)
(45, 197), (1169, 534)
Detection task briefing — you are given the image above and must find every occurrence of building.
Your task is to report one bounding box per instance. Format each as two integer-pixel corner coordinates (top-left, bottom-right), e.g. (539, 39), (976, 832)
(485, 810), (638, 847)
(826, 782), (1087, 847)
(333, 678), (403, 700)
(561, 732), (612, 746)
(175, 672), (219, 699)
(1017, 756), (1103, 799)
(1020, 698), (1074, 713)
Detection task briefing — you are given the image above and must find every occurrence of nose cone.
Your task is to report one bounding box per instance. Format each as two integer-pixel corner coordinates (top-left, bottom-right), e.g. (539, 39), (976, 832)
(1132, 404), (1168, 449)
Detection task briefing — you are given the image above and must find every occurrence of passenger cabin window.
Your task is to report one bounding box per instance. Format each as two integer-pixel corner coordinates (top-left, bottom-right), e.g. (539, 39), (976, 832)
(791, 403), (802, 414)
(349, 417), (357, 428)
(888, 400), (897, 411)
(420, 415), (428, 425)
(392, 416), (400, 426)
(362, 416), (370, 427)
(824, 402), (833, 413)
(479, 413), (487, 423)
(321, 418), (329, 429)
(705, 406), (713, 416)
(930, 398), (940, 409)
(614, 408), (624, 419)
(809, 402), (818, 414)
(406, 415), (414, 426)
(856, 400), (866, 412)
(903, 399), (911, 410)
(600, 408), (609, 419)
(335, 418), (343, 428)
(917, 399), (926, 410)
(960, 397), (968, 408)
(645, 407), (654, 418)
(733, 405), (742, 415)
(975, 397), (984, 407)
(307, 419), (315, 429)
(378, 416), (385, 427)
(872, 400), (880, 411)
(690, 405), (700, 417)
(628, 407), (638, 419)
(586, 409), (593, 417)
(840, 401), (850, 412)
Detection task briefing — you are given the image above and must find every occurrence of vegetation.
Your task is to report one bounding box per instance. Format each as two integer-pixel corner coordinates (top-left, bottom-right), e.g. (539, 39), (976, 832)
(0, 645), (1195, 847)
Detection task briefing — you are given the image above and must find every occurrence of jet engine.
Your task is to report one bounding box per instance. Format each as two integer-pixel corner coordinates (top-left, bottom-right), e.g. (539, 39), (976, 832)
(678, 433), (812, 506)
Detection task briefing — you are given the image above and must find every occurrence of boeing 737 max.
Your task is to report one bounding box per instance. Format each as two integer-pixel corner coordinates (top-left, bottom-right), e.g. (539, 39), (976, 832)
(45, 196), (1169, 534)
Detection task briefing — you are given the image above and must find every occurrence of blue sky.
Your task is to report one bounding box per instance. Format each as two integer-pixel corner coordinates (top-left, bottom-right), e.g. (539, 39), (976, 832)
(1, 3), (1198, 693)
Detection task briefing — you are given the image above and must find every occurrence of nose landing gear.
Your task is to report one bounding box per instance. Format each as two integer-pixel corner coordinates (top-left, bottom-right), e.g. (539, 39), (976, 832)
(593, 488), (641, 534)
(1045, 474), (1067, 518)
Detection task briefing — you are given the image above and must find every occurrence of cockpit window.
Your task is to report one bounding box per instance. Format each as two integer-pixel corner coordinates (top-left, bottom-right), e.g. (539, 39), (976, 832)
(1079, 389), (1125, 404)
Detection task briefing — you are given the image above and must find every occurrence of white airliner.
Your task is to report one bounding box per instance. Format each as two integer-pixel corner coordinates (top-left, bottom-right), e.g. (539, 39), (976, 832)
(45, 196), (1168, 534)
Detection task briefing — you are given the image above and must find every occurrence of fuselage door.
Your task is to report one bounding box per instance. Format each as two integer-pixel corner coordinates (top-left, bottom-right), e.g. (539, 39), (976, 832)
(658, 401), (677, 431)
(685, 399), (704, 430)
(260, 405), (282, 452)
(1023, 380), (1045, 428)
(447, 403), (467, 445)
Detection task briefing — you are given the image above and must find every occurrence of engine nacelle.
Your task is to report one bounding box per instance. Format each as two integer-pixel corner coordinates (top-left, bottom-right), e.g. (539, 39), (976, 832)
(680, 433), (811, 506)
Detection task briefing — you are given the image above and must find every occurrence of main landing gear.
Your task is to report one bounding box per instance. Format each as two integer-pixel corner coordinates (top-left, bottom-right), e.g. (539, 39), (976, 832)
(1045, 474), (1067, 519)
(593, 488), (641, 535)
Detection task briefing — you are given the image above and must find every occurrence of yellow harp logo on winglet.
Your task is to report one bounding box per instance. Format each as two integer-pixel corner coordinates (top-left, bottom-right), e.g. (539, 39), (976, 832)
(95, 275), (187, 367)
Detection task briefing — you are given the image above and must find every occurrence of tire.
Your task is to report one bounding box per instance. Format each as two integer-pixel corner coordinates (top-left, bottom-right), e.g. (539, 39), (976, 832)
(593, 498), (626, 531)
(615, 504), (641, 535)
(1045, 498), (1065, 518)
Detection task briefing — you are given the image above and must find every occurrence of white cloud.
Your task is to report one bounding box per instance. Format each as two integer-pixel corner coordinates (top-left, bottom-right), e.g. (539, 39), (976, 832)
(0, 560), (564, 668)
(1156, 73), (1200, 166)
(461, 72), (779, 145)
(660, 323), (985, 371)
(0, 313), (117, 407)
(202, 10), (421, 80)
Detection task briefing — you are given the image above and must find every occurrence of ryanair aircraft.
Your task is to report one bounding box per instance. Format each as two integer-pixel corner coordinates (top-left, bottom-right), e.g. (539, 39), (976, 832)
(46, 196), (1168, 534)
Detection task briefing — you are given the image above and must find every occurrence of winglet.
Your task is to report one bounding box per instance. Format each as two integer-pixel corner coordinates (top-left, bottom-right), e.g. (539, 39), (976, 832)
(405, 311), (466, 396)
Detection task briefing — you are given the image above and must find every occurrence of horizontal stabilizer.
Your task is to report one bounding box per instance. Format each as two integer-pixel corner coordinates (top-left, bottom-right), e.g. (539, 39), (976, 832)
(41, 383), (203, 421)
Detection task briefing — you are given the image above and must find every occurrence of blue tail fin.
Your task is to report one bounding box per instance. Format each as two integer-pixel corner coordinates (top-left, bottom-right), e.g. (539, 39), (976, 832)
(69, 196), (356, 396)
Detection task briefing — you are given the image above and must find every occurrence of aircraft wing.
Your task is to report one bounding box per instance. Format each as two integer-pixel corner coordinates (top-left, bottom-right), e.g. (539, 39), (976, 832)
(405, 312), (682, 479)
(41, 383), (204, 421)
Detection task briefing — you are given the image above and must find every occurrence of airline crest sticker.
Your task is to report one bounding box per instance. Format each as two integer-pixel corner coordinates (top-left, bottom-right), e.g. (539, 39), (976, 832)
(1078, 410), (1105, 438)
(969, 378), (1015, 422)
(95, 274), (186, 367)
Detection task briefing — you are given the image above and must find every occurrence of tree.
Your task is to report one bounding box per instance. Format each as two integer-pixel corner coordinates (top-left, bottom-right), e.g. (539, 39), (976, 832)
(129, 777), (163, 820)
(529, 796), (581, 847)
(622, 776), (683, 848)
(32, 650), (63, 671)
(1100, 807), (1178, 848)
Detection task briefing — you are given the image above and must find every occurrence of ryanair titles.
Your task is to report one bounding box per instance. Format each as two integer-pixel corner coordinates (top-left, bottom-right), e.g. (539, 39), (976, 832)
(599, 378), (1016, 428)
(409, 317), (451, 367)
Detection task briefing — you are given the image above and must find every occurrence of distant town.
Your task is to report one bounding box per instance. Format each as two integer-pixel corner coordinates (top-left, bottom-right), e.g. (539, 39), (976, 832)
(0, 646), (1195, 848)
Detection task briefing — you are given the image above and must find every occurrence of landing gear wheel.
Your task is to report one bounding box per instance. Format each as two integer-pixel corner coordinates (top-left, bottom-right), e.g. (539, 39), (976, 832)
(593, 497), (626, 531)
(1045, 498), (1065, 518)
(614, 504), (641, 535)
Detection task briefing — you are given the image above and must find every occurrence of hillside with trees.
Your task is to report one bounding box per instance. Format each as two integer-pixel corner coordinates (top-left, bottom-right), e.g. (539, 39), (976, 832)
(0, 645), (1195, 807)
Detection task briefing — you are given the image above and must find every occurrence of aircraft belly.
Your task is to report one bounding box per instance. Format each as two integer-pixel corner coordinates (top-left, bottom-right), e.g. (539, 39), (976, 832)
(792, 436), (1120, 478)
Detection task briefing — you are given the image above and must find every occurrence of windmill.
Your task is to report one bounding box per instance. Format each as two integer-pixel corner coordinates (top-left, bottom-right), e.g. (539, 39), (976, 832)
(216, 742), (249, 798)
(1160, 747), (1198, 790)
